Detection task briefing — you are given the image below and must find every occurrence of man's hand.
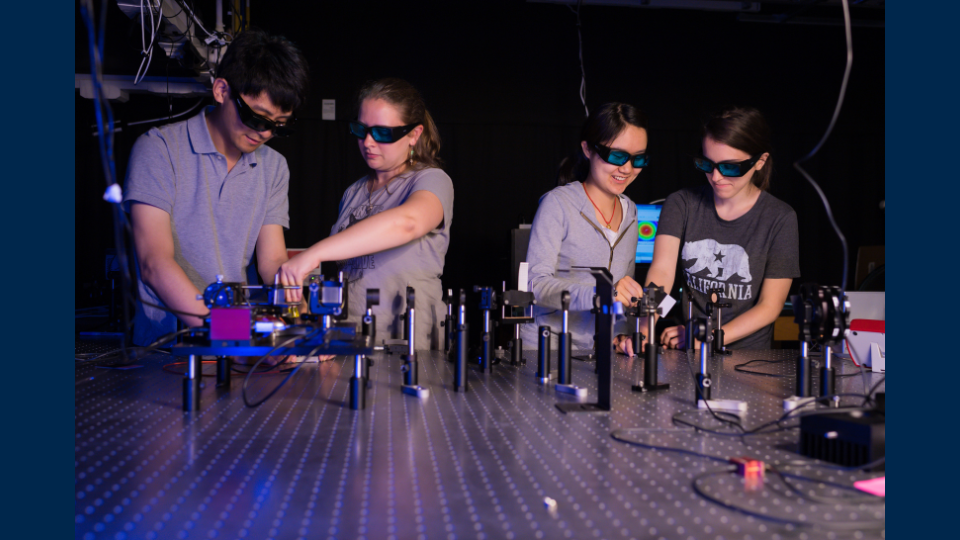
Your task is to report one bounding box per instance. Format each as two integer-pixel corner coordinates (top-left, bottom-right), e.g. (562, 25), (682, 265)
(614, 276), (644, 306)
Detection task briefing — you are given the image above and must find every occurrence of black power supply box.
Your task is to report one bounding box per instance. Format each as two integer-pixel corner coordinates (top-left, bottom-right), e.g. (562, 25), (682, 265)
(799, 410), (884, 470)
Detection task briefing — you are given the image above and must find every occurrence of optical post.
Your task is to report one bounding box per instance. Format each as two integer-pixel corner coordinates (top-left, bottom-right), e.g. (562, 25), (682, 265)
(631, 284), (670, 393)
(443, 288), (454, 353)
(453, 288), (469, 393)
(474, 285), (497, 374)
(554, 290), (586, 398)
(350, 288), (379, 410)
(557, 268), (617, 412)
(692, 313), (747, 414)
(537, 325), (552, 384)
(783, 284), (850, 411)
(400, 286), (429, 398)
(500, 283), (536, 366)
(707, 288), (732, 356)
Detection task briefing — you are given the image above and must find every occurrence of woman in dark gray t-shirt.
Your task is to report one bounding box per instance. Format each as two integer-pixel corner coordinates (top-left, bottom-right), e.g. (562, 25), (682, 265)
(647, 107), (800, 350)
(278, 78), (453, 350)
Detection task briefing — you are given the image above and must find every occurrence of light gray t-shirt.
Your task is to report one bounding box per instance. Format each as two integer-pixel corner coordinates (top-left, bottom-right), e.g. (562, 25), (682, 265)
(658, 186), (800, 349)
(332, 167), (454, 350)
(124, 107), (290, 345)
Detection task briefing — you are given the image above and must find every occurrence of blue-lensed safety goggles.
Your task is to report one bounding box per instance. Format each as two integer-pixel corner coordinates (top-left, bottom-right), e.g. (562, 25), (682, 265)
(693, 155), (761, 177)
(349, 121), (420, 143)
(594, 144), (649, 168)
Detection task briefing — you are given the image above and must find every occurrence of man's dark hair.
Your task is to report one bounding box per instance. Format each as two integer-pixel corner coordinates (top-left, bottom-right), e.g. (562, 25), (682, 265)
(216, 28), (311, 112)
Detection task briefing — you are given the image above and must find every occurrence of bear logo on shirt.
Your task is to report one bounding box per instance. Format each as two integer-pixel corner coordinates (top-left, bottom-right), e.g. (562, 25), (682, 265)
(681, 239), (752, 283)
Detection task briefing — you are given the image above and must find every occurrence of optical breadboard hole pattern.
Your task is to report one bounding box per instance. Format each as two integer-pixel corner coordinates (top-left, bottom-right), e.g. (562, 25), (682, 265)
(76, 343), (884, 539)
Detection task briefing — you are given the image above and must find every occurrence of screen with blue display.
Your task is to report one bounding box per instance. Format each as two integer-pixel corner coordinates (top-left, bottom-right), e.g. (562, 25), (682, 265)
(635, 204), (662, 264)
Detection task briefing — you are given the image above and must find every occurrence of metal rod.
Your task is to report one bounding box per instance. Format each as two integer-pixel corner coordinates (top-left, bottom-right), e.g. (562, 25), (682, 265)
(407, 308), (416, 355)
(216, 356), (231, 389)
(644, 309), (657, 383)
(188, 354), (198, 379)
(685, 300), (696, 351)
(454, 293), (468, 392)
(699, 340), (708, 375)
(350, 355), (365, 410)
(796, 341), (812, 397)
(537, 325), (551, 382)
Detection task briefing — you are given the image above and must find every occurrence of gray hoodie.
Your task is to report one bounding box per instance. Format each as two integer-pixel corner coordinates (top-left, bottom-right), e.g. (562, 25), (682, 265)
(520, 182), (638, 350)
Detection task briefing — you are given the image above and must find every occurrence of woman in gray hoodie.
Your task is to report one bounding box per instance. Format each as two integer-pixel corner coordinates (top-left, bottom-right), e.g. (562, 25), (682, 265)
(520, 103), (649, 355)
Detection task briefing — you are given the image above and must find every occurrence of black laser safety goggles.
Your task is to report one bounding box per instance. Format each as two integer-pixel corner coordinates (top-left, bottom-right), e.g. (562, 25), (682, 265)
(693, 155), (761, 177)
(235, 95), (295, 137)
(349, 121), (420, 143)
(594, 144), (650, 168)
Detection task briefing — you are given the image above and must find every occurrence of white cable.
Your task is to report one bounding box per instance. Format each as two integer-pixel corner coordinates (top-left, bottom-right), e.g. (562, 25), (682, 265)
(134, 0), (163, 85)
(575, 0), (588, 117)
(179, 0), (216, 38)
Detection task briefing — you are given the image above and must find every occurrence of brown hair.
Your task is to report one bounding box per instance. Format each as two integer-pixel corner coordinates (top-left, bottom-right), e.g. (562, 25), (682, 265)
(702, 106), (773, 191)
(356, 78), (442, 170)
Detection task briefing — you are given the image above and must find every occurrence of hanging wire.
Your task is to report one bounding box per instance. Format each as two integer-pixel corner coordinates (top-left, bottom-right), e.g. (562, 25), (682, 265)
(569, 0), (589, 117)
(793, 0), (853, 293)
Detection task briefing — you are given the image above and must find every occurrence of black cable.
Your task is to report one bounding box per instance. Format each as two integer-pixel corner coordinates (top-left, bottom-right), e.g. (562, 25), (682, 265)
(770, 466), (884, 505)
(733, 357), (790, 377)
(76, 327), (196, 365)
(863, 375), (885, 405)
(669, 395), (878, 440)
(680, 349), (747, 433)
(692, 468), (884, 531)
(242, 329), (323, 407)
(733, 355), (871, 379)
(162, 0), (184, 19)
(610, 429), (729, 464)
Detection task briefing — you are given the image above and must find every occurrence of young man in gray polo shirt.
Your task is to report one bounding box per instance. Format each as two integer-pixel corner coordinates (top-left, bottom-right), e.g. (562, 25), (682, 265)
(123, 29), (310, 346)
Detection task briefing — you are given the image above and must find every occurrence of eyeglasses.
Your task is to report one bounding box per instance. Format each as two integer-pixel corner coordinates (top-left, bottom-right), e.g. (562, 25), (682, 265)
(234, 95), (294, 137)
(594, 144), (650, 168)
(349, 121), (420, 143)
(693, 155), (761, 177)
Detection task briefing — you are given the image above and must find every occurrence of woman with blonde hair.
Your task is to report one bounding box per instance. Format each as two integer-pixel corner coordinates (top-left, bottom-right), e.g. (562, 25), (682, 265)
(279, 78), (453, 349)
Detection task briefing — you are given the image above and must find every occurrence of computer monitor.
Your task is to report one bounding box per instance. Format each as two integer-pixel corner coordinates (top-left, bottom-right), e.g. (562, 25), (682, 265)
(635, 204), (662, 264)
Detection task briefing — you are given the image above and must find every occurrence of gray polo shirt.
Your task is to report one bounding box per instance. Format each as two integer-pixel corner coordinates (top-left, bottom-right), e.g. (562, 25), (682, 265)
(123, 107), (290, 345)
